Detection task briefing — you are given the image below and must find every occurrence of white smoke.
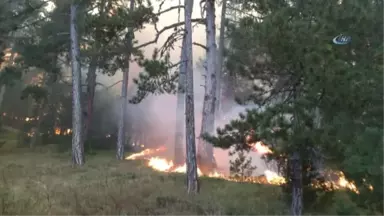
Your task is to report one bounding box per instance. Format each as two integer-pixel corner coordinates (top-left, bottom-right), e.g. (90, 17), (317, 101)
(94, 1), (273, 176)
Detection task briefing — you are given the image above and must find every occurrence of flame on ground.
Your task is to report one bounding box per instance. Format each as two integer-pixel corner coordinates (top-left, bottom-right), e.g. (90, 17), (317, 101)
(146, 157), (221, 177)
(126, 146), (166, 160)
(125, 143), (287, 185)
(125, 144), (363, 193)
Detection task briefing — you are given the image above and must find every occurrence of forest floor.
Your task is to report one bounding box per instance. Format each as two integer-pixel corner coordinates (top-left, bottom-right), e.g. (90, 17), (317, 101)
(0, 151), (287, 215)
(0, 129), (360, 215)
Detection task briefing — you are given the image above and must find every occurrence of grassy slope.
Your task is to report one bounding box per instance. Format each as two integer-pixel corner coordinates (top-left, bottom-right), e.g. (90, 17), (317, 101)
(0, 129), (369, 215)
(0, 152), (287, 215)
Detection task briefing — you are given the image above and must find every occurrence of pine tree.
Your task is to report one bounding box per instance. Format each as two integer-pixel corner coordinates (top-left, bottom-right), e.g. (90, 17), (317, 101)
(70, 1), (85, 166)
(174, 35), (186, 165)
(184, 0), (199, 194)
(116, 0), (135, 160)
(204, 0), (383, 215)
(229, 149), (256, 180)
(215, 0), (227, 120)
(198, 0), (218, 173)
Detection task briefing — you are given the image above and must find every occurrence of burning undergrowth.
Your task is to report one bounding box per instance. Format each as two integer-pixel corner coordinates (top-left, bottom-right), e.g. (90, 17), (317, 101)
(126, 142), (365, 194)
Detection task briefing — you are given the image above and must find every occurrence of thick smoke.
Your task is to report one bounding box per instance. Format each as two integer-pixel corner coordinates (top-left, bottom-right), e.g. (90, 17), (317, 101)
(94, 2), (273, 176)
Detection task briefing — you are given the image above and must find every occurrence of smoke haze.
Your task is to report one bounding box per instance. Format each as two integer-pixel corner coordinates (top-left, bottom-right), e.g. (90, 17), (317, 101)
(93, 1), (273, 176)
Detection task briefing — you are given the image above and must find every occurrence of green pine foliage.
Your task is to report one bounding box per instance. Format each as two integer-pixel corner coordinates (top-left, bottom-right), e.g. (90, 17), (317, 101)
(229, 149), (257, 180)
(130, 50), (178, 104)
(204, 0), (383, 214)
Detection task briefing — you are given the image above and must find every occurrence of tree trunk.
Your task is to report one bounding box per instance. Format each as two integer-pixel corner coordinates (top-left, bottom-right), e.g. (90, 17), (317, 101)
(83, 0), (110, 142)
(29, 98), (47, 148)
(215, 0), (226, 121)
(174, 36), (186, 165)
(70, 2), (84, 166)
(83, 58), (97, 141)
(290, 151), (303, 216)
(116, 0), (134, 160)
(184, 0), (199, 194)
(310, 107), (324, 178)
(30, 72), (48, 149)
(0, 85), (6, 111)
(198, 0), (217, 173)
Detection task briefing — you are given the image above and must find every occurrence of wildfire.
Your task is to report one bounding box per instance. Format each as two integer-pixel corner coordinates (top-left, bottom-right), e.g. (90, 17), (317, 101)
(54, 127), (61, 135)
(264, 170), (286, 184)
(125, 146), (167, 160)
(125, 145), (284, 185)
(145, 157), (222, 177)
(249, 141), (273, 154)
(126, 143), (362, 193)
(336, 171), (359, 192)
(52, 127), (72, 135)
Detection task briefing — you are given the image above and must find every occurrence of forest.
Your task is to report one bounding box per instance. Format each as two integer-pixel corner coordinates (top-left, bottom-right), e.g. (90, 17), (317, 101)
(0, 0), (382, 215)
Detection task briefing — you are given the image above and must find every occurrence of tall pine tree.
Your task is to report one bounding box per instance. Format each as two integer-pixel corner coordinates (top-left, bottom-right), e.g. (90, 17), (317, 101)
(204, 0), (383, 215)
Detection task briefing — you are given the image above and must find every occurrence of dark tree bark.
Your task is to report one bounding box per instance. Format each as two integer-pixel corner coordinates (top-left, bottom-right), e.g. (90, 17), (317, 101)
(83, 58), (97, 141)
(29, 100), (44, 148)
(83, 0), (110, 142)
(290, 151), (303, 216)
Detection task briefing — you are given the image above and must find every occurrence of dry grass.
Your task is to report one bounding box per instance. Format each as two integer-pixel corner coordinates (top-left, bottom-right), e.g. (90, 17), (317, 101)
(0, 151), (288, 215)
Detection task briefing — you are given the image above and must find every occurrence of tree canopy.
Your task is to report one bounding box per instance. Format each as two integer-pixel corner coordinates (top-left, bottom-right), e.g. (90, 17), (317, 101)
(204, 0), (383, 214)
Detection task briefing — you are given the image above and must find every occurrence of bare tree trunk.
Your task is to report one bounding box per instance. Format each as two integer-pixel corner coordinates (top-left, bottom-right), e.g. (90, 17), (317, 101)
(29, 98), (47, 148)
(116, 0), (134, 160)
(84, 59), (97, 141)
(84, 0), (110, 142)
(198, 0), (217, 173)
(184, 0), (199, 194)
(215, 0), (226, 121)
(174, 36), (186, 165)
(290, 151), (303, 216)
(70, 2), (84, 166)
(30, 72), (48, 149)
(0, 85), (6, 111)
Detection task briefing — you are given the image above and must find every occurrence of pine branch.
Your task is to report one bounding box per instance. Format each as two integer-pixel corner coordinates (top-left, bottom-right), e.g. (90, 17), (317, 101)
(135, 18), (205, 49)
(193, 42), (207, 50)
(156, 5), (184, 15)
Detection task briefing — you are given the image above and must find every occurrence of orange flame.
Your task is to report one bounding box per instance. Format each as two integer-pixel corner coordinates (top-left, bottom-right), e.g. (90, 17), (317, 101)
(249, 141), (273, 154)
(126, 146), (166, 160)
(126, 143), (361, 193)
(125, 145), (283, 184)
(54, 127), (61, 135)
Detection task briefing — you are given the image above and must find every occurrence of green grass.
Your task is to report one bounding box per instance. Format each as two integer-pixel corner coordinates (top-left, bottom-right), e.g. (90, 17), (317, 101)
(0, 127), (20, 152)
(0, 129), (372, 215)
(0, 151), (287, 215)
